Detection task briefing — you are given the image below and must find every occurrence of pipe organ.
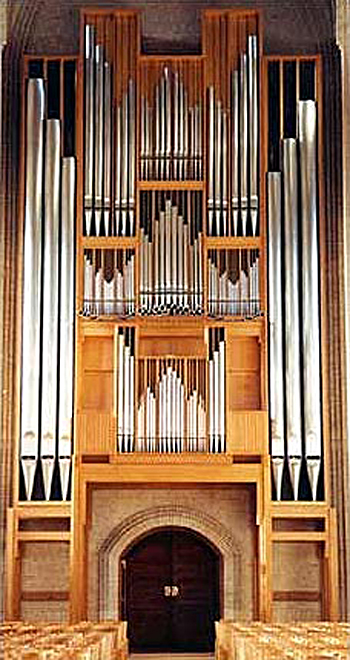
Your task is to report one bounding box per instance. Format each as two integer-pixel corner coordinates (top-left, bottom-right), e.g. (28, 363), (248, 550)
(9, 6), (340, 627)
(18, 12), (326, 503)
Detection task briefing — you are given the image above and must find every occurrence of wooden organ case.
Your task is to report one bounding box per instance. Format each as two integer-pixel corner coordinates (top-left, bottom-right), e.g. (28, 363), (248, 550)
(5, 8), (339, 626)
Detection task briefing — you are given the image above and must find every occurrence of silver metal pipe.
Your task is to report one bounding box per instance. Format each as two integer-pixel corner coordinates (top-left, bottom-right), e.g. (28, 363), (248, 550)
(155, 83), (160, 180)
(165, 67), (171, 179)
(128, 79), (136, 235)
(183, 88), (189, 180)
(21, 78), (45, 499)
(141, 95), (146, 180)
(59, 158), (75, 499)
(94, 45), (104, 236)
(165, 198), (171, 308)
(198, 101), (203, 180)
(219, 333), (225, 451)
(248, 35), (258, 236)
(222, 111), (228, 236)
(198, 223), (203, 312)
(84, 25), (95, 236)
(129, 340), (135, 451)
(117, 329), (124, 451)
(171, 204), (178, 309)
(283, 138), (302, 500)
(183, 219), (189, 311)
(268, 173), (284, 499)
(298, 100), (321, 497)
(240, 54), (248, 236)
(174, 73), (179, 179)
(159, 209), (165, 310)
(41, 119), (61, 498)
(124, 339), (130, 451)
(121, 90), (129, 234)
(115, 105), (122, 234)
(231, 71), (239, 236)
(215, 100), (222, 235)
(179, 79), (185, 180)
(160, 72), (166, 179)
(103, 61), (111, 236)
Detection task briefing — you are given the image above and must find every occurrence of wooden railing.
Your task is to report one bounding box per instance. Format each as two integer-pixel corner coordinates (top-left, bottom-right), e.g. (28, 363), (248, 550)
(215, 621), (350, 659)
(2, 621), (128, 659)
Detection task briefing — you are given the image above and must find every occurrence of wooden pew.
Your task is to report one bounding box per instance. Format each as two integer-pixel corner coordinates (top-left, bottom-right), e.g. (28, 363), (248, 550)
(215, 621), (350, 659)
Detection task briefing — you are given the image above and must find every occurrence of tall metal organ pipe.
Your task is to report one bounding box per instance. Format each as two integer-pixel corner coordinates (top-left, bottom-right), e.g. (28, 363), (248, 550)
(84, 25), (95, 237)
(58, 158), (76, 500)
(21, 78), (45, 500)
(299, 100), (322, 500)
(267, 173), (285, 500)
(283, 138), (303, 500)
(41, 119), (61, 500)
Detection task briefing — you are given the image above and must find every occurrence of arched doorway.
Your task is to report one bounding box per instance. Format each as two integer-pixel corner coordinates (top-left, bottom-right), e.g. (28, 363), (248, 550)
(121, 527), (221, 653)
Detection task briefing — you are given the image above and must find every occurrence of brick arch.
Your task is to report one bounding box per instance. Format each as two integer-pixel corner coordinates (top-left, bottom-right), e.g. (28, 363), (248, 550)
(98, 504), (243, 620)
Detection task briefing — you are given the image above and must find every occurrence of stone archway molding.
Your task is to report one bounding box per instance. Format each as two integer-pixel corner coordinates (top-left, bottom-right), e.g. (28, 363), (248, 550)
(98, 504), (243, 621)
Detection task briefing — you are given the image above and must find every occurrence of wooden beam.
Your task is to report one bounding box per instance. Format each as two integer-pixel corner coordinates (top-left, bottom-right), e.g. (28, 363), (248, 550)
(18, 531), (71, 542)
(273, 590), (321, 602)
(272, 531), (326, 542)
(21, 591), (69, 602)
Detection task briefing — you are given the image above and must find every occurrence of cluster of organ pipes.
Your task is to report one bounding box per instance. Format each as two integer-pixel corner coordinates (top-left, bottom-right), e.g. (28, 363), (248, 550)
(21, 77), (75, 500)
(207, 34), (259, 237)
(140, 191), (203, 315)
(140, 66), (203, 181)
(114, 327), (226, 453)
(137, 359), (207, 452)
(83, 249), (135, 317)
(268, 59), (322, 501)
(208, 249), (260, 317)
(84, 24), (136, 237)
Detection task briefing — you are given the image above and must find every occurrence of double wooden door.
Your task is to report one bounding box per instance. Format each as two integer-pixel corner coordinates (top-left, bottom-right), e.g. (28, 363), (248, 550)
(122, 528), (220, 652)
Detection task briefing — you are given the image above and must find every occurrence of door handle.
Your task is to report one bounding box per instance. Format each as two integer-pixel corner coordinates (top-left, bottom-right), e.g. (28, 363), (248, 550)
(163, 585), (180, 597)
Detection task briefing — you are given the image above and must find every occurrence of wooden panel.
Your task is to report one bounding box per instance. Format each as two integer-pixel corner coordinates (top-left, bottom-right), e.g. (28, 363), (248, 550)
(139, 335), (205, 358)
(227, 373), (261, 410)
(81, 372), (113, 411)
(76, 413), (115, 454)
(226, 411), (268, 455)
(226, 335), (260, 371)
(82, 336), (113, 370)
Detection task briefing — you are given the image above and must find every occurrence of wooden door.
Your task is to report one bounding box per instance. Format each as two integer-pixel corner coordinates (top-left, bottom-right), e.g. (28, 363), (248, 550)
(122, 528), (220, 652)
